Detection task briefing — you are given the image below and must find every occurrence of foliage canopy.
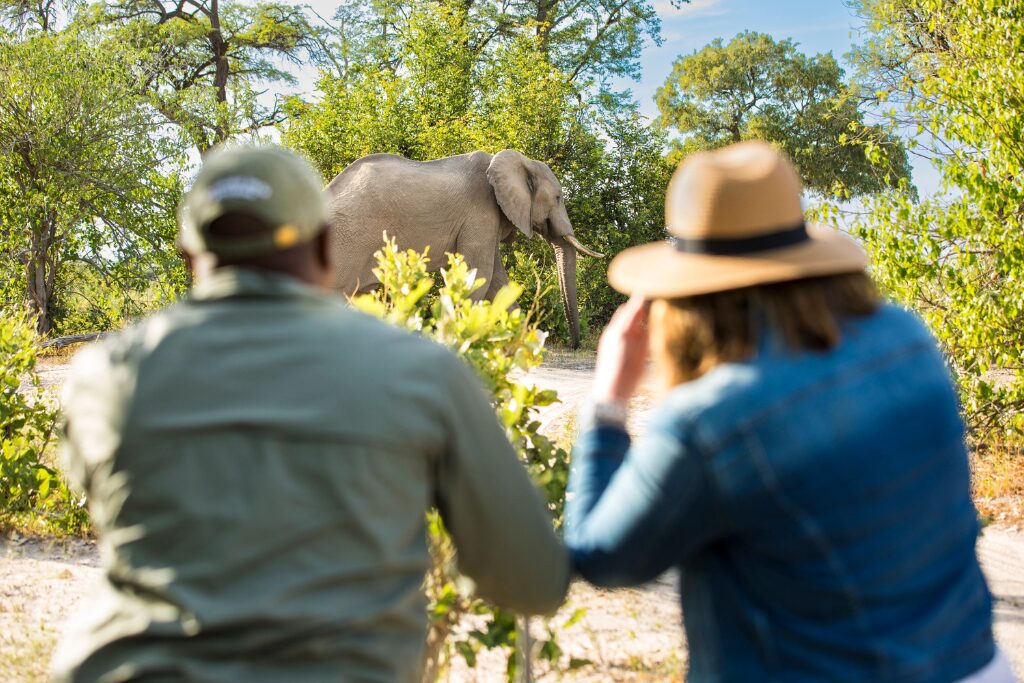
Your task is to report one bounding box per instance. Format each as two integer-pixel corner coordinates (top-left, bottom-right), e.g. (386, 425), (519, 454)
(656, 31), (911, 197)
(84, 0), (331, 152)
(831, 0), (1024, 435)
(0, 29), (185, 334)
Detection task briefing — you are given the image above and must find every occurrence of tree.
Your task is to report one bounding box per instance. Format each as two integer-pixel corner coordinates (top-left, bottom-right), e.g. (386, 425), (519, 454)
(499, 0), (675, 85)
(0, 31), (184, 334)
(86, 0), (331, 152)
(828, 0), (1024, 436)
(0, 0), (79, 32)
(656, 31), (910, 197)
(314, 0), (682, 87)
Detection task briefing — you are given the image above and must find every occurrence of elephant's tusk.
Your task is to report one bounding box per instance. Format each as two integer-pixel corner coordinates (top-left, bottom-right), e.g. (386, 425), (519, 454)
(565, 235), (604, 258)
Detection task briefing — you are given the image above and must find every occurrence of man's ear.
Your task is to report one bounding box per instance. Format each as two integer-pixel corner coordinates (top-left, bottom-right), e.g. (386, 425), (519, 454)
(180, 247), (216, 282)
(315, 227), (334, 287)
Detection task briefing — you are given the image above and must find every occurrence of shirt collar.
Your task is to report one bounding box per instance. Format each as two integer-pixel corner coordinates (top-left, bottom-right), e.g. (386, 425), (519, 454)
(190, 267), (326, 303)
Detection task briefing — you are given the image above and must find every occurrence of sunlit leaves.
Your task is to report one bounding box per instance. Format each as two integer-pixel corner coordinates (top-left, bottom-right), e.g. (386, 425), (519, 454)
(838, 0), (1024, 436)
(656, 31), (911, 197)
(0, 31), (185, 334)
(0, 311), (85, 532)
(284, 13), (576, 174)
(351, 237), (574, 675)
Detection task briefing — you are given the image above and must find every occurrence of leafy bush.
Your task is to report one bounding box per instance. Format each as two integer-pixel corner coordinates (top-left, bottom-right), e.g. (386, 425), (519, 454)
(47, 261), (185, 337)
(824, 0), (1024, 438)
(350, 238), (577, 679)
(0, 31), (185, 337)
(0, 311), (86, 533)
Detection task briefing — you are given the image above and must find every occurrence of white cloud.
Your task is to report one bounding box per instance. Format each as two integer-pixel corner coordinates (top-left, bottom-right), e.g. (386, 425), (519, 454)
(653, 0), (729, 18)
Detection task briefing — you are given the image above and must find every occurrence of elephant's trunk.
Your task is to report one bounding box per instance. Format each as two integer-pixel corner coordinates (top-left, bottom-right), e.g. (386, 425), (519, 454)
(552, 236), (580, 349)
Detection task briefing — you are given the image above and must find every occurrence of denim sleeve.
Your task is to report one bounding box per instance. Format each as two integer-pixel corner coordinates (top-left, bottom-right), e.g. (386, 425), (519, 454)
(565, 414), (722, 587)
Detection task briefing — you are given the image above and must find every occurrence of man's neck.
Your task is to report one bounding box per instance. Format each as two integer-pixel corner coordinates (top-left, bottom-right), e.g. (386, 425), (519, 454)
(192, 260), (324, 291)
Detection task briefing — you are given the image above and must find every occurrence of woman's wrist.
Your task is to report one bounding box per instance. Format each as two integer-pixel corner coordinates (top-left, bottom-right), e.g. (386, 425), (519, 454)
(591, 373), (637, 405)
(580, 397), (629, 430)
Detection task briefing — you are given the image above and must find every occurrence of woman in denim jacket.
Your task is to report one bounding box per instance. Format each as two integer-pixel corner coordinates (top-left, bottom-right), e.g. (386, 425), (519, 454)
(566, 142), (1015, 682)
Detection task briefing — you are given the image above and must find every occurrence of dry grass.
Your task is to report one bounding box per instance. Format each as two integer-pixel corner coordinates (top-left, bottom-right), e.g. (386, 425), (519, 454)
(36, 344), (78, 359)
(0, 537), (101, 683)
(972, 437), (1024, 527)
(0, 618), (59, 683)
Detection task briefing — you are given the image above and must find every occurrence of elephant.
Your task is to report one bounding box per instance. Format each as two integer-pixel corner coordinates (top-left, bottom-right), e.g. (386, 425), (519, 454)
(323, 149), (603, 348)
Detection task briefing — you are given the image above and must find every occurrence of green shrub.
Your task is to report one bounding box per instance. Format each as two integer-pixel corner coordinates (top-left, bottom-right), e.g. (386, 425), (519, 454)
(49, 261), (184, 337)
(823, 0), (1024, 438)
(351, 238), (575, 679)
(0, 311), (87, 533)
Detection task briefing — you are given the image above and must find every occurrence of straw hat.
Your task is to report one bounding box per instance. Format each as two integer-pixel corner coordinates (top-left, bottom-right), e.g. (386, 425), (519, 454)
(608, 141), (867, 299)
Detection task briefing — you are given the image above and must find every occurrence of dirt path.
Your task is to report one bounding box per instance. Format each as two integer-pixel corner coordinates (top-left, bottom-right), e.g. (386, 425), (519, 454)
(3, 352), (1023, 681)
(981, 529), (1024, 675)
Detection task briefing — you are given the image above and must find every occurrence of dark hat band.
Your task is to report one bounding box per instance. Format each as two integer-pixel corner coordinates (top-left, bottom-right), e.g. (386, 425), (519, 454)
(670, 222), (808, 256)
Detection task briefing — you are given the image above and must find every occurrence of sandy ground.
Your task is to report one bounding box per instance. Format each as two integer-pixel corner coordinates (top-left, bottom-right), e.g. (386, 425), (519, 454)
(1, 352), (1022, 681)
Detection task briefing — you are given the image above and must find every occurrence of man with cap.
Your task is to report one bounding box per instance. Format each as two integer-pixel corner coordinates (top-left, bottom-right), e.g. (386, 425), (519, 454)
(565, 142), (1010, 682)
(52, 145), (569, 682)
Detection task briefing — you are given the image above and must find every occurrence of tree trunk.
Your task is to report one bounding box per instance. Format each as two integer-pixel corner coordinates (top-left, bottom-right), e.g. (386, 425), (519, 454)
(25, 259), (52, 335)
(26, 210), (57, 335)
(534, 0), (556, 51)
(209, 0), (230, 145)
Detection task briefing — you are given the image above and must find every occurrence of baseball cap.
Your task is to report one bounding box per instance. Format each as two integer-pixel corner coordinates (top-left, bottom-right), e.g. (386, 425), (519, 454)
(178, 145), (327, 257)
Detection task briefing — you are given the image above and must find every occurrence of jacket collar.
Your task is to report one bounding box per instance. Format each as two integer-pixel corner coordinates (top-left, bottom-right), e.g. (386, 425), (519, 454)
(190, 267), (326, 303)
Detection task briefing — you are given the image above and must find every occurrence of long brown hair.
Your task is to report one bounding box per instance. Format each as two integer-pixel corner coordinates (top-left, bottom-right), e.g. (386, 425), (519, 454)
(649, 272), (881, 388)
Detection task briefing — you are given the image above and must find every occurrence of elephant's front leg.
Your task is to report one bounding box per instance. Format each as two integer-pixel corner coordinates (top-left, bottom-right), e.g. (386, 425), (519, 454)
(483, 248), (516, 306)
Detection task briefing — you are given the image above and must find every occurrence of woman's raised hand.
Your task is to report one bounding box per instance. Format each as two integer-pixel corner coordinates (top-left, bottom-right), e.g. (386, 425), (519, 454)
(592, 294), (650, 405)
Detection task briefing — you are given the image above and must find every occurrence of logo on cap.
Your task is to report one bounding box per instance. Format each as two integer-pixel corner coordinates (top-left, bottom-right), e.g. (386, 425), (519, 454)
(273, 224), (301, 249)
(208, 177), (273, 202)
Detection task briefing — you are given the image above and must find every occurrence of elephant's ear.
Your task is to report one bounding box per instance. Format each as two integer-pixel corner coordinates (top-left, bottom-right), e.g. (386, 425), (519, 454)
(486, 150), (534, 239)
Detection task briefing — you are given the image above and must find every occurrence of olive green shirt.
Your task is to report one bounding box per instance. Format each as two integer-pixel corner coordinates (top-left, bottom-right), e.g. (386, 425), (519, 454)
(52, 268), (568, 683)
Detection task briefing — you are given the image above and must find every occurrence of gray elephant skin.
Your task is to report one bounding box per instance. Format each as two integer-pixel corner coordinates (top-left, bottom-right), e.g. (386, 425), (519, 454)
(323, 149), (602, 348)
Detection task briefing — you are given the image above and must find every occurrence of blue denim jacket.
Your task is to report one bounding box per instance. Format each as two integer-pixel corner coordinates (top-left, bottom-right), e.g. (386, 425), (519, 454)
(566, 304), (995, 682)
